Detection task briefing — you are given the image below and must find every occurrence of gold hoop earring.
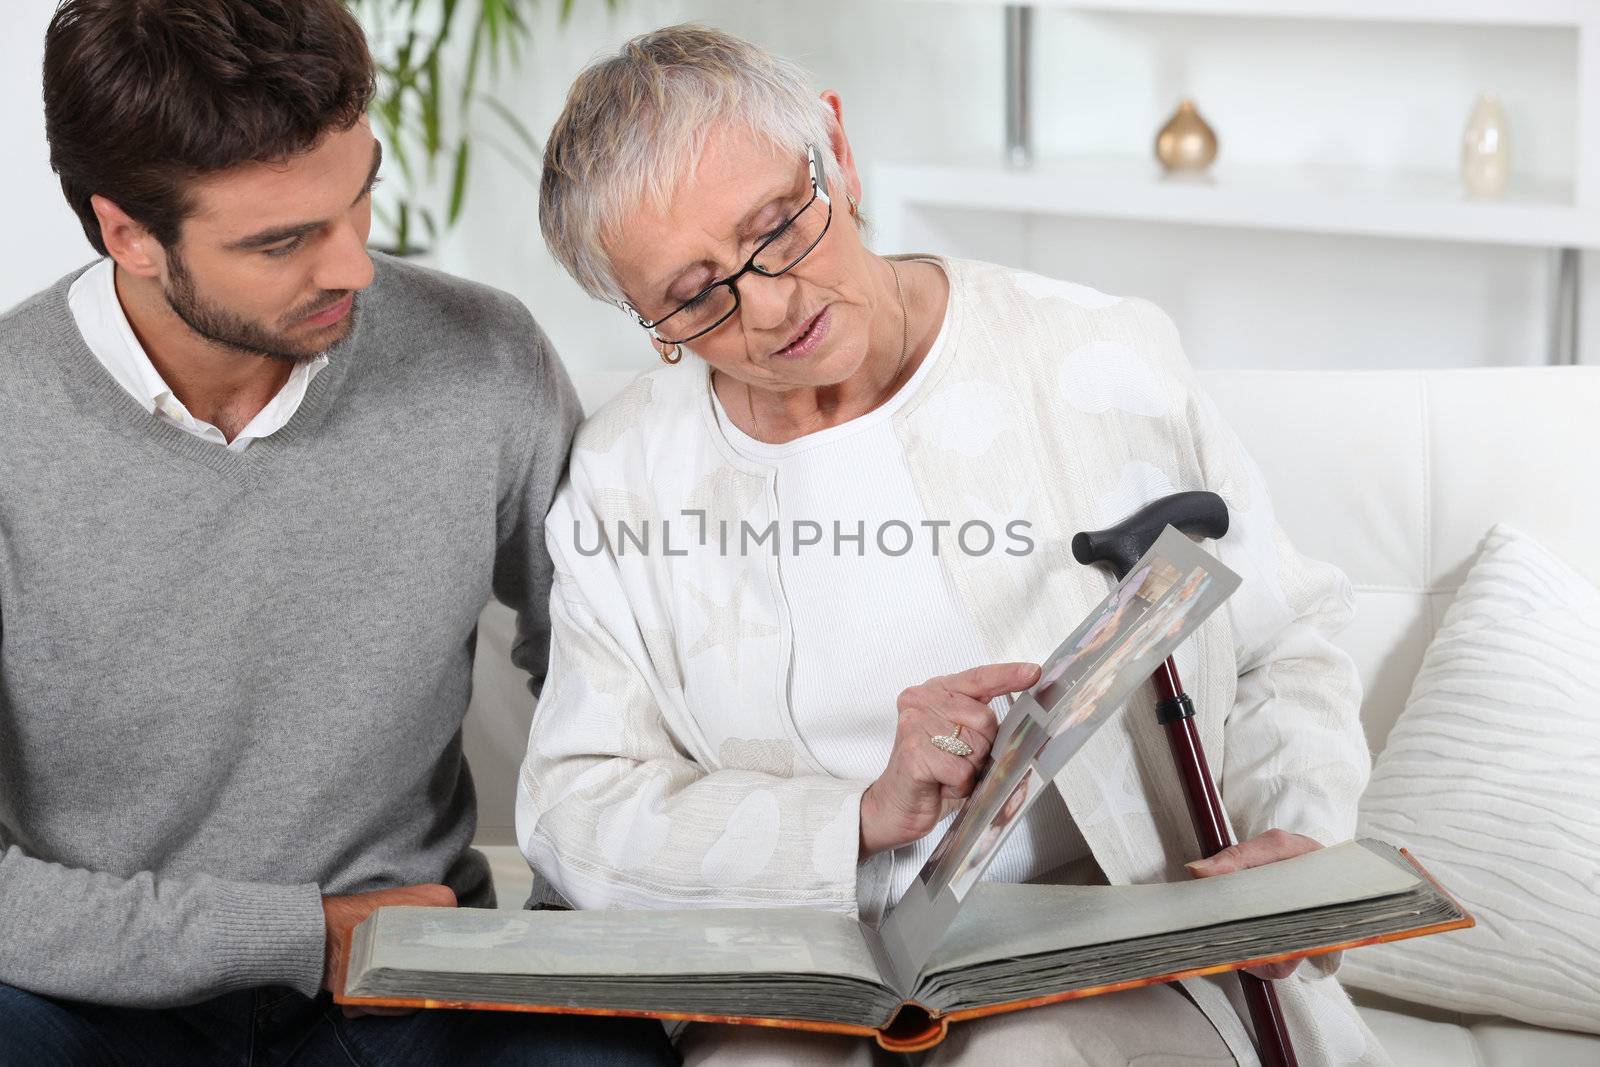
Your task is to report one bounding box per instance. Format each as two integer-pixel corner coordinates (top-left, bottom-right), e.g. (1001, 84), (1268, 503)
(659, 344), (683, 365)
(846, 191), (859, 216)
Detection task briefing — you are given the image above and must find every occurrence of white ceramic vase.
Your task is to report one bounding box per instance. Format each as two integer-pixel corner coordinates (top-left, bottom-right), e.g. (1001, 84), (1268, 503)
(1461, 92), (1511, 199)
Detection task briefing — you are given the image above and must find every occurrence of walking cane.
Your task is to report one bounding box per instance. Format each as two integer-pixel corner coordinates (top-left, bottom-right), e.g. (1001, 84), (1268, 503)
(1072, 490), (1298, 1067)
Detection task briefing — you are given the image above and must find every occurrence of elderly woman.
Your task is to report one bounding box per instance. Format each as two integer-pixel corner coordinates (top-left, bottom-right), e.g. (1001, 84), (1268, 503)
(518, 24), (1386, 1067)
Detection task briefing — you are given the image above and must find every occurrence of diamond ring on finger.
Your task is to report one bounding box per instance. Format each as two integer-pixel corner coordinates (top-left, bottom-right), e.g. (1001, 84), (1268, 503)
(930, 732), (975, 758)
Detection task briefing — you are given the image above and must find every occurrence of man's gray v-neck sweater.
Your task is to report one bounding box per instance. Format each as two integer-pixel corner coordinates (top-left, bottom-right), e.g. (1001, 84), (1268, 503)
(0, 255), (580, 1007)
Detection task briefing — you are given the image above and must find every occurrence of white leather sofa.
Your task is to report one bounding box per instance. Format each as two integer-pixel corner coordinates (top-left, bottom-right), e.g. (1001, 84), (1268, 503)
(466, 365), (1600, 1065)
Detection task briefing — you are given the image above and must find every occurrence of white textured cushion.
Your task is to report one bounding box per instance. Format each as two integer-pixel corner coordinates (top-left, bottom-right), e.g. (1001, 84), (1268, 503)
(1344, 523), (1600, 1034)
(1350, 989), (1600, 1067)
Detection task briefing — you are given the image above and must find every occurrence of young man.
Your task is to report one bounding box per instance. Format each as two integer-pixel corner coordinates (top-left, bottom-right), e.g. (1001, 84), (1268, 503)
(0, 2), (672, 1063)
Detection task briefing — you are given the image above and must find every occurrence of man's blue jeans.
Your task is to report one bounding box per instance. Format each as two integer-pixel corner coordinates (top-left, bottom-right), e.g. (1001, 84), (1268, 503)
(0, 982), (678, 1066)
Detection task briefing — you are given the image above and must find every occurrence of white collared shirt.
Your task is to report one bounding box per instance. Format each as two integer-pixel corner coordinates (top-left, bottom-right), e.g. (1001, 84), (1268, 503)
(68, 258), (327, 452)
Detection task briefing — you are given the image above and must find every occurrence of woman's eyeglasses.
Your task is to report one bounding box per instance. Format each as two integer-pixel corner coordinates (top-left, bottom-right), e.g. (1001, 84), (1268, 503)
(619, 144), (833, 347)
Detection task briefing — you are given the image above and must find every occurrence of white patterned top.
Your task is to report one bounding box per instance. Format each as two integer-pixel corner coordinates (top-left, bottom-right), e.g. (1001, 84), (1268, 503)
(517, 256), (1387, 1066)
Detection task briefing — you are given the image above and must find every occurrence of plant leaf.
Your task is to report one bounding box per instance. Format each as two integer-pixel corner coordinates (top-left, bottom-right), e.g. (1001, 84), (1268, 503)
(372, 200), (396, 237)
(421, 48), (443, 162)
(480, 95), (542, 158)
(461, 16), (485, 102)
(481, 1), (501, 78)
(354, 0), (619, 248)
(437, 0), (461, 43)
(448, 139), (471, 226)
(477, 130), (543, 186)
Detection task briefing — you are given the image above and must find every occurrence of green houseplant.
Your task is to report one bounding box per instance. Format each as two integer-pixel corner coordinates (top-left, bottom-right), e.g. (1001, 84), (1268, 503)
(347, 0), (617, 255)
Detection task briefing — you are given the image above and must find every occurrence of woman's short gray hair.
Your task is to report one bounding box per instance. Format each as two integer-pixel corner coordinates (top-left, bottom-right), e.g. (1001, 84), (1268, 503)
(539, 24), (842, 306)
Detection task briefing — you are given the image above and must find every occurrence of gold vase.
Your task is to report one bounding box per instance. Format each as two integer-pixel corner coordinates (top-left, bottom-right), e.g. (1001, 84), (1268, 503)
(1155, 99), (1218, 173)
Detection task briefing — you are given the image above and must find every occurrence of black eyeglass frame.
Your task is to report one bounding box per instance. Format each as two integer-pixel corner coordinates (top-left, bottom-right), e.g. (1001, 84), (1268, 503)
(618, 144), (833, 347)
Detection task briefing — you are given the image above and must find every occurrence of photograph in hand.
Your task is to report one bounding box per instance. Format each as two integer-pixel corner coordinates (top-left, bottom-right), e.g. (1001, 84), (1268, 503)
(918, 550), (1219, 903)
(917, 717), (1049, 901)
(1033, 555), (1185, 717)
(876, 527), (1242, 981)
(947, 766), (1040, 900)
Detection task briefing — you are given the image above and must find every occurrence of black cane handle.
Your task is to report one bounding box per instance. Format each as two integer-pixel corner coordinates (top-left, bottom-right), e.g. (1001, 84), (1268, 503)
(1070, 491), (1229, 581)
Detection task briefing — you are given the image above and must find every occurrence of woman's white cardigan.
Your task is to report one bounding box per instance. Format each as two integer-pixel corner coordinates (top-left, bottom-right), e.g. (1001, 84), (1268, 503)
(516, 256), (1388, 1065)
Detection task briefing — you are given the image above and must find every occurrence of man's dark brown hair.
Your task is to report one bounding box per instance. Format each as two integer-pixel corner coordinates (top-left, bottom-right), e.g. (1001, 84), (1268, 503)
(43, 0), (376, 256)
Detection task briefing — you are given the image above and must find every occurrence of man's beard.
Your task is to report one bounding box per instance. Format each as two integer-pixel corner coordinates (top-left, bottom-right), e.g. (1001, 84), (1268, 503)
(164, 248), (357, 365)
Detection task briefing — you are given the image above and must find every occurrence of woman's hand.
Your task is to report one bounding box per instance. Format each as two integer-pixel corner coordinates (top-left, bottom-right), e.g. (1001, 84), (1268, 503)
(1186, 829), (1323, 980)
(859, 661), (1042, 856)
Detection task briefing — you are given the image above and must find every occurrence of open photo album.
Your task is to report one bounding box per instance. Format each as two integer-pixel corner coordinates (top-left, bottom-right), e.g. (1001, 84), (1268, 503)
(339, 527), (1472, 1051)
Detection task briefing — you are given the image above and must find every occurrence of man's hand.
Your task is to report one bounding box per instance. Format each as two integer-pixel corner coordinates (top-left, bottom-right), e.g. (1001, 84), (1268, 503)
(323, 883), (457, 1016)
(1185, 829), (1322, 980)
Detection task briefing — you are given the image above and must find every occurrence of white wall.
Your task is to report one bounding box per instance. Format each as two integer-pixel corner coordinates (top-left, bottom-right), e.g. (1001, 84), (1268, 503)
(4, 0), (1592, 371)
(0, 0), (105, 313)
(442, 1), (1597, 373)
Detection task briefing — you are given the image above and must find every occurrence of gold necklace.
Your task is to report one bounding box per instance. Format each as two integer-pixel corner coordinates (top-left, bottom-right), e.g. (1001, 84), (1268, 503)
(748, 259), (912, 438)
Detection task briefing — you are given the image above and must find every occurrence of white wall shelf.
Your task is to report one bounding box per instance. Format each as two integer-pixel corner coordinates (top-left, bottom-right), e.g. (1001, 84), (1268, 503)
(878, 0), (1600, 363)
(905, 0), (1592, 30)
(871, 158), (1594, 250)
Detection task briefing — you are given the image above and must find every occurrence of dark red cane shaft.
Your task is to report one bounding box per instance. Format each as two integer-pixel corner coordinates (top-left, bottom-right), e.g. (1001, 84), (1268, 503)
(1150, 657), (1298, 1067)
